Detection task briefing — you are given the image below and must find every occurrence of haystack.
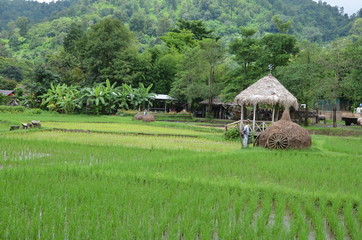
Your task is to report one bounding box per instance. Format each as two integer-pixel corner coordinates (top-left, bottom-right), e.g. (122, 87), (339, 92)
(142, 114), (155, 122)
(258, 109), (311, 149)
(133, 113), (144, 120)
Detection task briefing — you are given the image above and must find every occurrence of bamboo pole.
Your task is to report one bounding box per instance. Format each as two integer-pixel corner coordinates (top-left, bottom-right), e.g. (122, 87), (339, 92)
(252, 104), (256, 131)
(240, 104), (244, 132)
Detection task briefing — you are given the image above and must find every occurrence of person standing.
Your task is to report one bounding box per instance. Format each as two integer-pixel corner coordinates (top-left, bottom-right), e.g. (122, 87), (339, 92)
(242, 120), (251, 148)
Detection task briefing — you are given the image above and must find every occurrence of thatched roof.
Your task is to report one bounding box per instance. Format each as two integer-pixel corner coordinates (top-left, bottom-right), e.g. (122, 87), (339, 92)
(234, 75), (298, 109)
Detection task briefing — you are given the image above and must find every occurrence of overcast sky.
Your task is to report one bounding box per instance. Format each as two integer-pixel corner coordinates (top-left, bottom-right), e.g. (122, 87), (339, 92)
(34, 0), (362, 16)
(312, 0), (361, 15)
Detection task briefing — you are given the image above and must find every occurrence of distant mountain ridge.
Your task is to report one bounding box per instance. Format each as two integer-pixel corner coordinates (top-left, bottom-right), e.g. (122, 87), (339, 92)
(0, 0), (357, 42)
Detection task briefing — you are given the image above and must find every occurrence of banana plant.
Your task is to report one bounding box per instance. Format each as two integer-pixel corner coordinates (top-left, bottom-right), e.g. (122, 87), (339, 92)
(133, 83), (156, 111)
(41, 83), (80, 113)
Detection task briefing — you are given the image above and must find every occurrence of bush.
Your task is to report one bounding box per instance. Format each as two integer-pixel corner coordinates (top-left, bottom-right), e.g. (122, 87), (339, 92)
(224, 127), (240, 141)
(153, 112), (193, 121)
(27, 108), (43, 114)
(0, 105), (26, 113)
(117, 109), (138, 116)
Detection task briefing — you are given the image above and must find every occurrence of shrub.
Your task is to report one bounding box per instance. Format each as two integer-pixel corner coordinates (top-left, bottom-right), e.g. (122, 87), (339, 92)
(27, 108), (43, 114)
(224, 127), (240, 141)
(0, 105), (26, 113)
(117, 109), (138, 116)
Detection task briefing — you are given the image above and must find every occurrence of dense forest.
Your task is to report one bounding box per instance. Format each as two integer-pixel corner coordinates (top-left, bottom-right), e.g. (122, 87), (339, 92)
(0, 0), (361, 114)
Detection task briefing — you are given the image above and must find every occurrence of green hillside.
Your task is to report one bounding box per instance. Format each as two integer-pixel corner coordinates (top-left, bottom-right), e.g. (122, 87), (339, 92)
(0, 0), (361, 112)
(0, 0), (357, 41)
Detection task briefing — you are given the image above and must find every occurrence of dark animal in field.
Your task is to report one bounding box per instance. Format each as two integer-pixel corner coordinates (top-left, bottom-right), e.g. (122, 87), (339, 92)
(318, 115), (327, 124)
(10, 125), (20, 131)
(31, 120), (41, 127)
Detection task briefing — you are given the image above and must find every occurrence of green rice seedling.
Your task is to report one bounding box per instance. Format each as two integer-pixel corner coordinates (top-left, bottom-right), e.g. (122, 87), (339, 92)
(287, 198), (310, 240)
(357, 204), (362, 227)
(2, 131), (240, 152)
(320, 199), (345, 240)
(269, 195), (288, 239)
(255, 192), (273, 237)
(343, 200), (361, 239)
(41, 121), (215, 138)
(307, 199), (329, 240)
(0, 112), (362, 238)
(240, 192), (259, 239)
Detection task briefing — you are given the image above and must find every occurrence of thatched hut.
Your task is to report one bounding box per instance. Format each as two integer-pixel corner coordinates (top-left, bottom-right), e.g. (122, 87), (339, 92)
(234, 74), (298, 131)
(258, 109), (311, 149)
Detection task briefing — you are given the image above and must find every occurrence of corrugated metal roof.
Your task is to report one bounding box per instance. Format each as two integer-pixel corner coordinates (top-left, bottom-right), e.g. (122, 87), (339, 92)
(154, 94), (176, 101)
(0, 90), (14, 96)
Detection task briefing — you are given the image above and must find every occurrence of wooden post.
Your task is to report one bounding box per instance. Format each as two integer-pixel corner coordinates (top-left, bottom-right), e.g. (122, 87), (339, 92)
(275, 105), (279, 121)
(240, 104), (244, 132)
(252, 104), (256, 131)
(272, 105), (275, 123)
(333, 104), (337, 128)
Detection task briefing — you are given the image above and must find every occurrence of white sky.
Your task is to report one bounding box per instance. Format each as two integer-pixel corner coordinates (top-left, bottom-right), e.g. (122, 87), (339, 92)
(313, 0), (362, 15)
(34, 0), (362, 16)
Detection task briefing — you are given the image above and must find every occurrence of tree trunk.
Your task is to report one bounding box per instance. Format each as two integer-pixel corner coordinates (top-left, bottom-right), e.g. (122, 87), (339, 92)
(333, 103), (337, 128)
(207, 64), (215, 118)
(304, 104), (309, 127)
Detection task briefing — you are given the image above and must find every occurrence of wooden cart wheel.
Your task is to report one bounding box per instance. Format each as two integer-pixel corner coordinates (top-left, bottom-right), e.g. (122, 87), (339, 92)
(267, 133), (289, 150)
(253, 135), (260, 147)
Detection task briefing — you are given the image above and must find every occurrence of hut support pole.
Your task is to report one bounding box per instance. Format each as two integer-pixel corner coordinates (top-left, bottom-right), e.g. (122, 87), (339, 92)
(240, 104), (244, 132)
(275, 105), (279, 121)
(252, 104), (256, 131)
(272, 105), (275, 123)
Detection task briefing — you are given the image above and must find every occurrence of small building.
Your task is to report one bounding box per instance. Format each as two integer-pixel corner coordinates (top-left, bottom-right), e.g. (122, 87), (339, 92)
(0, 89), (18, 106)
(0, 90), (14, 97)
(198, 97), (234, 119)
(315, 98), (350, 121)
(149, 94), (176, 112)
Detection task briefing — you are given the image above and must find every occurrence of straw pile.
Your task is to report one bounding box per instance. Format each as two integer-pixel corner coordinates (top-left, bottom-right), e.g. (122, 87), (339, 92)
(133, 113), (144, 120)
(258, 109), (311, 149)
(142, 114), (155, 122)
(357, 118), (362, 126)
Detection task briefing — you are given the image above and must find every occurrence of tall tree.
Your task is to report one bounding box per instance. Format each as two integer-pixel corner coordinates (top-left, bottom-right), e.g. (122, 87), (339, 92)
(15, 17), (31, 37)
(258, 33), (299, 69)
(172, 19), (215, 40)
(78, 18), (136, 84)
(315, 40), (348, 127)
(199, 39), (225, 117)
(272, 15), (292, 33)
(229, 27), (262, 75)
(170, 47), (209, 110)
(276, 40), (322, 126)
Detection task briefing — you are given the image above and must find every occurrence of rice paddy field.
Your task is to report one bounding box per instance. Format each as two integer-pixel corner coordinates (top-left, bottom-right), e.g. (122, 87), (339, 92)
(0, 112), (362, 239)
